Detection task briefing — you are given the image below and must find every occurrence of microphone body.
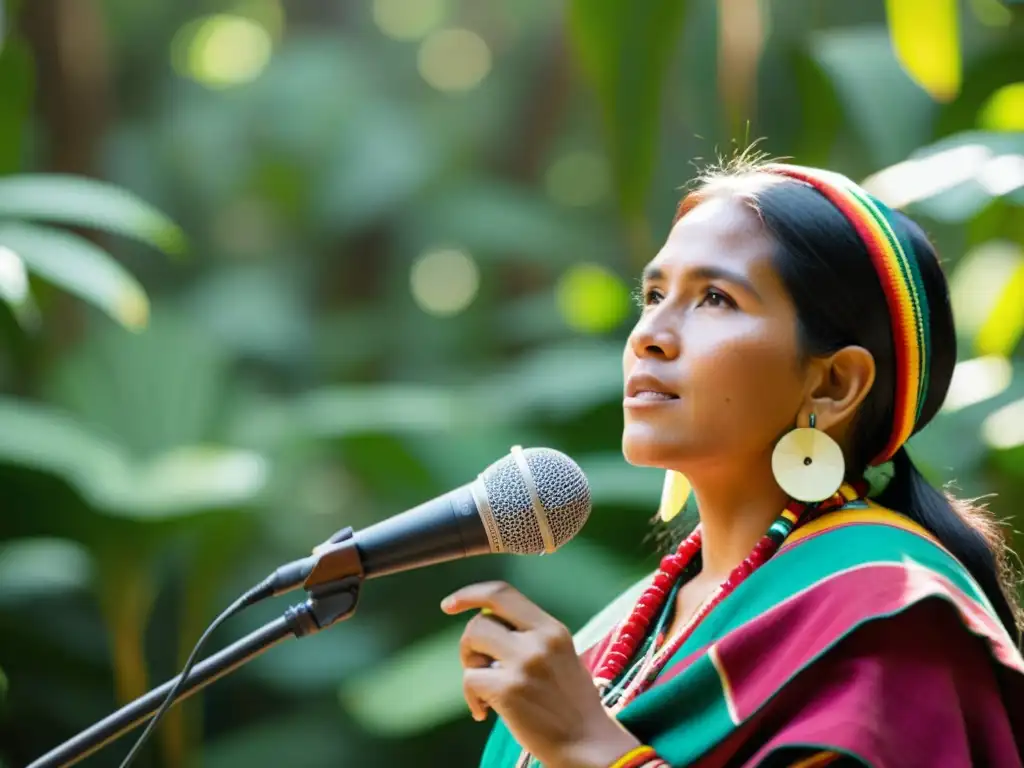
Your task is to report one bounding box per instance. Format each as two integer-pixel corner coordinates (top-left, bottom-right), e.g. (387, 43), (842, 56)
(355, 482), (491, 577)
(264, 446), (591, 597)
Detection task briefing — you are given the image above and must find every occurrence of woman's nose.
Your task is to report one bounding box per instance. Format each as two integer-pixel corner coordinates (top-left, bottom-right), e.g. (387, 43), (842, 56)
(628, 313), (680, 360)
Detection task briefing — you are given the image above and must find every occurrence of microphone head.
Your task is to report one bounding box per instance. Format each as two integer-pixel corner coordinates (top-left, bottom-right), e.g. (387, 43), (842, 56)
(475, 446), (591, 555)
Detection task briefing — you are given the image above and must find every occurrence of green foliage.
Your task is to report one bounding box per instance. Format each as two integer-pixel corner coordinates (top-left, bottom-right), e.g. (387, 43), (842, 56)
(567, 0), (689, 237)
(0, 174), (184, 331)
(1, 2), (1023, 767)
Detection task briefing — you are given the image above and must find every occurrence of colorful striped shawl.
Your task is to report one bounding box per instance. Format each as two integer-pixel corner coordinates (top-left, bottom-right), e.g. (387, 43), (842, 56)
(478, 505), (1024, 767)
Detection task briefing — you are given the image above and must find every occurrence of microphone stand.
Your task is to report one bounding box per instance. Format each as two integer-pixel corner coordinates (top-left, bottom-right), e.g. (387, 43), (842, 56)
(28, 528), (366, 768)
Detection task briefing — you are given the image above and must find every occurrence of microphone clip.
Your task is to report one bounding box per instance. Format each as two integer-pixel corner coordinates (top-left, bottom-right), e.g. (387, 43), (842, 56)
(305, 526), (364, 591)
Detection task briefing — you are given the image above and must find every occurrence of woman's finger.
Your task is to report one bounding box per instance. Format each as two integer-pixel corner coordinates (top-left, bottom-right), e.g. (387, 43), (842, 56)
(441, 581), (549, 630)
(462, 666), (518, 712)
(459, 613), (519, 666)
(463, 676), (490, 722)
(464, 651), (494, 668)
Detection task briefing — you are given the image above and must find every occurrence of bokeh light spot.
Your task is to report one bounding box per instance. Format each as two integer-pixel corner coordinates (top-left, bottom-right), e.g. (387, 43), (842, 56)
(373, 0), (447, 40)
(545, 151), (610, 207)
(410, 248), (480, 316)
(942, 355), (1012, 413)
(979, 82), (1024, 131)
(418, 28), (491, 92)
(556, 263), (631, 334)
(172, 14), (273, 88)
(982, 397), (1024, 450)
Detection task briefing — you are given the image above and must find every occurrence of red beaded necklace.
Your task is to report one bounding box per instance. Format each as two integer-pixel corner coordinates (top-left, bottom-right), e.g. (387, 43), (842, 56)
(592, 487), (857, 710)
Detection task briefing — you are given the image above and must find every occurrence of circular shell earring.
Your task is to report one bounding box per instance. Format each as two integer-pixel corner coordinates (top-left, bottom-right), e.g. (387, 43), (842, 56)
(771, 414), (845, 503)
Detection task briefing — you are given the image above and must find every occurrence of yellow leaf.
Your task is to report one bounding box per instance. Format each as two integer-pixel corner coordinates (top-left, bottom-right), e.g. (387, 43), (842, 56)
(885, 0), (961, 102)
(976, 260), (1024, 357)
(658, 471), (691, 523)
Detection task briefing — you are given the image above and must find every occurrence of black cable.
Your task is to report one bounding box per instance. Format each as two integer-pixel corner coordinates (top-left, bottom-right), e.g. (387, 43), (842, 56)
(116, 584), (265, 768)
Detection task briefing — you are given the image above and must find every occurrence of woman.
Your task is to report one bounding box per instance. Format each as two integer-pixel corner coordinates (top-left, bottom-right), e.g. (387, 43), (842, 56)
(441, 161), (1024, 767)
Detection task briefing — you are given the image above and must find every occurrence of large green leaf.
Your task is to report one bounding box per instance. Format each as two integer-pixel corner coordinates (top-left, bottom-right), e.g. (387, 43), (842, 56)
(0, 174), (186, 255)
(567, 0), (689, 222)
(339, 623), (467, 736)
(504, 535), (647, 631)
(0, 223), (149, 330)
(476, 339), (624, 423)
(401, 179), (619, 268)
(810, 27), (937, 169)
(0, 38), (32, 174)
(47, 312), (231, 455)
(200, 711), (351, 768)
(0, 398), (266, 518)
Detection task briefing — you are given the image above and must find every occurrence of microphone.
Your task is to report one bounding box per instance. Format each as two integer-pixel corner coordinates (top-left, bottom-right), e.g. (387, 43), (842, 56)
(258, 446), (591, 599)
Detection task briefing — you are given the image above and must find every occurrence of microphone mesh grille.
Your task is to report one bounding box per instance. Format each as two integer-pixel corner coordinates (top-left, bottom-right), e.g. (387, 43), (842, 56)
(480, 448), (591, 555)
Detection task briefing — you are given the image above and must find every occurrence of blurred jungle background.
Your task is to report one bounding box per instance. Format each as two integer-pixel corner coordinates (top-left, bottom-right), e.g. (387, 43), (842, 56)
(1, 0), (1023, 765)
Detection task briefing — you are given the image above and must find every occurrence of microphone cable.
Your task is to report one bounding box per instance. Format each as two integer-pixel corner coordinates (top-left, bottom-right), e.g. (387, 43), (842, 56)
(116, 583), (266, 768)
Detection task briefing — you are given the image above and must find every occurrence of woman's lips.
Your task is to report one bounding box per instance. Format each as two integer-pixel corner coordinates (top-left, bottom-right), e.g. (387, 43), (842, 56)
(623, 390), (679, 407)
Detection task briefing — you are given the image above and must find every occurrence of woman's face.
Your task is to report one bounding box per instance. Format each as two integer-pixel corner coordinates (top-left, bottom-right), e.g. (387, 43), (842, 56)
(622, 195), (810, 474)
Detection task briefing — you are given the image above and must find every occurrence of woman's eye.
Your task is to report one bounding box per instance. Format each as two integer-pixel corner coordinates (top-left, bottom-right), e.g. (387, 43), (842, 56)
(642, 288), (664, 306)
(697, 287), (734, 309)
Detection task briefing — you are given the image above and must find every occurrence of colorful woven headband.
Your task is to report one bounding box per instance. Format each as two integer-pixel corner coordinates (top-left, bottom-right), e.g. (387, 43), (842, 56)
(762, 163), (932, 465)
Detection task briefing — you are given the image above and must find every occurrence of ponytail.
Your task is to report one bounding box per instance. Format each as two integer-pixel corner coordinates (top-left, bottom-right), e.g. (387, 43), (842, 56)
(875, 447), (1023, 645)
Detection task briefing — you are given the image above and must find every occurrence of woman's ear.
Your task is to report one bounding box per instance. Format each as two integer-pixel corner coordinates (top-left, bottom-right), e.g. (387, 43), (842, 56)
(805, 345), (876, 433)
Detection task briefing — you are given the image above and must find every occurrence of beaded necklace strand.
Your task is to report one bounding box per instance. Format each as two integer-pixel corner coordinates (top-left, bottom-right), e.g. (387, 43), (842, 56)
(514, 488), (857, 768)
(595, 489), (851, 709)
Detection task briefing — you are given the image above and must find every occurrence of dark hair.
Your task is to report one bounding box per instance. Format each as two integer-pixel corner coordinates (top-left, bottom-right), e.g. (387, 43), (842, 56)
(680, 163), (1023, 643)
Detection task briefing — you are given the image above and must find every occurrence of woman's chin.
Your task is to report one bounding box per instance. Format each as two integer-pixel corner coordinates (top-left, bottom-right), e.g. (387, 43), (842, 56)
(621, 427), (687, 469)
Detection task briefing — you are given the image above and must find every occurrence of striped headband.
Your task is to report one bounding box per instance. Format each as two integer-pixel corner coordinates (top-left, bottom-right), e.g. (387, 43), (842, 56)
(762, 163), (932, 465)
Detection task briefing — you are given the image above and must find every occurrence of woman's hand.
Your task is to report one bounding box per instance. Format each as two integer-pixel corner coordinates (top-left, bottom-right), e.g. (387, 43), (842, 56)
(442, 581), (642, 768)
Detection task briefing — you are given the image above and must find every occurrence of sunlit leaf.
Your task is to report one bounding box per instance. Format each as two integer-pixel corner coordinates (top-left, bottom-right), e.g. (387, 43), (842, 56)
(976, 260), (1024, 357)
(909, 359), (1024, 497)
(948, 241), (1024, 346)
(567, 0), (689, 221)
(885, 0), (961, 102)
(862, 131), (1024, 220)
(0, 538), (94, 604)
(0, 223), (149, 330)
(0, 174), (186, 255)
(339, 623), (467, 735)
(100, 445), (268, 518)
(295, 385), (466, 437)
(0, 243), (38, 329)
